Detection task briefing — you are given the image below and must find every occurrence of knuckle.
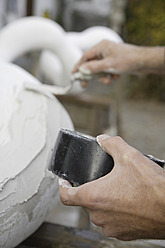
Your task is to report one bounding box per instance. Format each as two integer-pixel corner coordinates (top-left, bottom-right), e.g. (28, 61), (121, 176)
(100, 39), (109, 46)
(102, 135), (123, 147)
(111, 135), (123, 144)
(76, 184), (103, 209)
(90, 215), (103, 227)
(59, 191), (70, 206)
(84, 192), (98, 209)
(122, 147), (140, 164)
(102, 136), (123, 151)
(67, 185), (100, 208)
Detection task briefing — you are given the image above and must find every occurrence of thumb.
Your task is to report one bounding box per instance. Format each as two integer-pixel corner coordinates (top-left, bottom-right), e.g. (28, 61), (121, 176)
(58, 178), (84, 206)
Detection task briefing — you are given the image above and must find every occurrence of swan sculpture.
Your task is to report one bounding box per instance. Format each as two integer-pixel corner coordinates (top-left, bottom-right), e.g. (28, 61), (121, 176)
(39, 25), (123, 85)
(67, 25), (123, 50)
(0, 16), (82, 247)
(0, 16), (83, 94)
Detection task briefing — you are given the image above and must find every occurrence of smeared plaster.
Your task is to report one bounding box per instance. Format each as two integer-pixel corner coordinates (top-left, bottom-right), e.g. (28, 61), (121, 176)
(0, 62), (74, 247)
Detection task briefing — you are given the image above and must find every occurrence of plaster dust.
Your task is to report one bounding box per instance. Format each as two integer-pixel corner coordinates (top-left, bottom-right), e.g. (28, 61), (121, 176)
(58, 178), (72, 188)
(0, 62), (75, 247)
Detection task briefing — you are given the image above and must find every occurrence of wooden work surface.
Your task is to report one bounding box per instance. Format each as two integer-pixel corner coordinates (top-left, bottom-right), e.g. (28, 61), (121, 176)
(17, 222), (162, 248)
(17, 222), (111, 248)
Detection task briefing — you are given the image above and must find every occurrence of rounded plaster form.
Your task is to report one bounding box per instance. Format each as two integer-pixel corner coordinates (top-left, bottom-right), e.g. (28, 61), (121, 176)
(0, 61), (74, 247)
(67, 25), (123, 51)
(0, 16), (83, 94)
(39, 25), (123, 86)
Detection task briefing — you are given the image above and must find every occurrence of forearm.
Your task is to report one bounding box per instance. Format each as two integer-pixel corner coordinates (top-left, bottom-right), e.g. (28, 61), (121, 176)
(135, 46), (165, 74)
(72, 41), (165, 78)
(151, 170), (165, 239)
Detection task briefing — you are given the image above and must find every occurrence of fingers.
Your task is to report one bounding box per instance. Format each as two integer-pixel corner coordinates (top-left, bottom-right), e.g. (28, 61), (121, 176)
(99, 76), (112, 85)
(59, 178), (79, 206)
(80, 81), (88, 88)
(78, 58), (115, 74)
(59, 178), (104, 210)
(79, 74), (118, 88)
(72, 40), (112, 73)
(96, 134), (139, 164)
(72, 48), (99, 73)
(111, 74), (120, 80)
(73, 58), (120, 88)
(59, 178), (88, 207)
(98, 73), (120, 85)
(80, 75), (114, 87)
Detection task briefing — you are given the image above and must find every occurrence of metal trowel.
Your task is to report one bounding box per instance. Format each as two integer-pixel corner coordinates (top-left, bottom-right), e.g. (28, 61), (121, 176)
(24, 69), (112, 96)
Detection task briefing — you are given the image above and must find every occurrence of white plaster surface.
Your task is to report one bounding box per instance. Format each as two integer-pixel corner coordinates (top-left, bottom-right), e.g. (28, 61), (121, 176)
(67, 25), (123, 51)
(0, 62), (74, 247)
(0, 16), (83, 93)
(0, 17), (86, 247)
(39, 25), (123, 88)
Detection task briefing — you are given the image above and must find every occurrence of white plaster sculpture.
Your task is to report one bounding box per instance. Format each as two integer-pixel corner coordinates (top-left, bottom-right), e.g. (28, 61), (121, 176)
(0, 16), (82, 247)
(67, 25), (123, 50)
(38, 50), (64, 86)
(0, 16), (83, 94)
(39, 25), (123, 86)
(0, 62), (74, 247)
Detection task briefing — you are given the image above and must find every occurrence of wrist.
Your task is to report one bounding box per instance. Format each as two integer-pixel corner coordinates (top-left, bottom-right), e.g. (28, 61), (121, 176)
(136, 46), (165, 74)
(150, 168), (165, 239)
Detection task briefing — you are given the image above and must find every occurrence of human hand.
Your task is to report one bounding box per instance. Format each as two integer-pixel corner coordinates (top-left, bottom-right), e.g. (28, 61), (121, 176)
(59, 134), (165, 241)
(72, 40), (165, 87)
(72, 40), (141, 87)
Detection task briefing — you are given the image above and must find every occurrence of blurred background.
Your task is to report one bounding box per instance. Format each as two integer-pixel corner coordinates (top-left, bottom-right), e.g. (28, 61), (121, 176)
(1, 1), (165, 247)
(1, 0), (165, 158)
(1, 0), (165, 100)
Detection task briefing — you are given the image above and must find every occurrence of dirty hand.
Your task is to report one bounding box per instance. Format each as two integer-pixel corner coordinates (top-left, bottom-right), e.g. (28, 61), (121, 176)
(59, 134), (165, 241)
(72, 40), (165, 87)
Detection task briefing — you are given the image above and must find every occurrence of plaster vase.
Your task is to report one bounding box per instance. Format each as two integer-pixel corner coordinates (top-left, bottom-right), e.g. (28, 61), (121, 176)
(0, 62), (73, 247)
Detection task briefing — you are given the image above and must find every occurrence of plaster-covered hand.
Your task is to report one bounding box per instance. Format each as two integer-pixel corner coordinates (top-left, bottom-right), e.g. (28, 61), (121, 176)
(72, 40), (165, 86)
(59, 134), (165, 241)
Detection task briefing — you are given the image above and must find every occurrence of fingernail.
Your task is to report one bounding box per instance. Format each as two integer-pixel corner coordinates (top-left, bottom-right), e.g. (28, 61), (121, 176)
(58, 178), (72, 188)
(96, 134), (110, 146)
